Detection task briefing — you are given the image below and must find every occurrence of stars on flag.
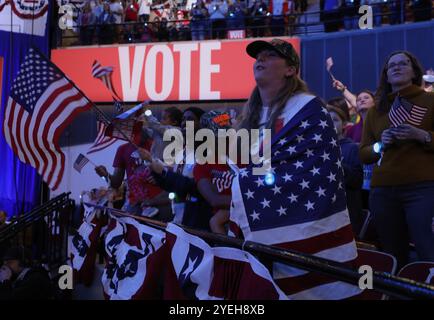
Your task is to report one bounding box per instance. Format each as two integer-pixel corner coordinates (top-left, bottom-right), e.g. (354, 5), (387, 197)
(299, 179), (310, 190)
(277, 206), (287, 216)
(304, 200), (315, 211)
(321, 152), (330, 162)
(288, 193), (298, 203)
(260, 198), (271, 208)
(250, 211), (260, 221)
(310, 166), (320, 176)
(315, 186), (326, 197)
(244, 189), (255, 199)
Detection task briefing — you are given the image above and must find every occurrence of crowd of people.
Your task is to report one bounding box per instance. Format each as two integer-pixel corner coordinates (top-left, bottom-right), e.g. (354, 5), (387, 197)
(66, 0), (307, 45)
(58, 0), (434, 46)
(1, 36), (434, 298)
(86, 39), (434, 273)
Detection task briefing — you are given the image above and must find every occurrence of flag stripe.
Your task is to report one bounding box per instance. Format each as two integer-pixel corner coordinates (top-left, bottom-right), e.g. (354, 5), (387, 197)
(14, 106), (30, 163)
(29, 80), (74, 180)
(87, 120), (117, 154)
(42, 87), (84, 185)
(22, 111), (40, 171)
(276, 223), (355, 254)
(38, 84), (82, 184)
(273, 242), (358, 280)
(287, 280), (361, 300)
(242, 209), (352, 245)
(28, 80), (70, 171)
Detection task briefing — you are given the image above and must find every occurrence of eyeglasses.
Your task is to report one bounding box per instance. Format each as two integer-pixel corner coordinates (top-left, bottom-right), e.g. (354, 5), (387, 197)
(387, 60), (411, 70)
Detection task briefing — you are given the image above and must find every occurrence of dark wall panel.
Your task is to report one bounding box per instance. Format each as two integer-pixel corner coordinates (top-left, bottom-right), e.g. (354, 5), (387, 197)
(301, 20), (434, 102)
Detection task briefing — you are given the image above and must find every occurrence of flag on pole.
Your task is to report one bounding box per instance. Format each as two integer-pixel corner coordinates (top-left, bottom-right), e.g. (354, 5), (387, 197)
(87, 120), (117, 154)
(73, 153), (90, 173)
(2, 47), (92, 190)
(91, 60), (121, 101)
(326, 57), (334, 72)
(230, 94), (360, 299)
(326, 57), (336, 81)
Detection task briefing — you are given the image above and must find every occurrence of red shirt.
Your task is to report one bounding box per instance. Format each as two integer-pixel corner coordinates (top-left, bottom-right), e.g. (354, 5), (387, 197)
(125, 2), (139, 21)
(113, 142), (161, 203)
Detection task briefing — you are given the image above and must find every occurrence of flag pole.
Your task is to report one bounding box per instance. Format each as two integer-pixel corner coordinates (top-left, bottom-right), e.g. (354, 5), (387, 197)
(31, 46), (145, 149)
(328, 70), (336, 81)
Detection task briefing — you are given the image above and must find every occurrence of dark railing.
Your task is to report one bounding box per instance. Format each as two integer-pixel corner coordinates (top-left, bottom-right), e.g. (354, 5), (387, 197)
(55, 2), (433, 47)
(0, 192), (75, 269)
(89, 204), (434, 300)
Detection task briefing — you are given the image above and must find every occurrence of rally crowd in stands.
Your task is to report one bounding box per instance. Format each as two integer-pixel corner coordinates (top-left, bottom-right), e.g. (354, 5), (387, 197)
(83, 56), (434, 271)
(57, 0), (433, 46)
(1, 41), (433, 298)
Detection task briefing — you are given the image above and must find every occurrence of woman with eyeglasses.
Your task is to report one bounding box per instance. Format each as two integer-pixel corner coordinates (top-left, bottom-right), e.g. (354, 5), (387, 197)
(359, 51), (434, 268)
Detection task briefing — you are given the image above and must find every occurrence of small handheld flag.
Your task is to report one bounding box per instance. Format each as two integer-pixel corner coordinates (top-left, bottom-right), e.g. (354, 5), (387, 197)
(326, 57), (336, 81)
(73, 154), (91, 173)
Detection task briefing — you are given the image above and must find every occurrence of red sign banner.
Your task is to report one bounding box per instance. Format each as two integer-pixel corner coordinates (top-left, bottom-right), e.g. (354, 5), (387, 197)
(51, 37), (300, 102)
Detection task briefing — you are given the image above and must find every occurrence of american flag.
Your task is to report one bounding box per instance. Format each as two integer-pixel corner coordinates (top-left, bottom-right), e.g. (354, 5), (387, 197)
(73, 153), (90, 173)
(87, 61), (124, 154)
(230, 94), (360, 300)
(91, 60), (121, 101)
(87, 119), (117, 154)
(163, 223), (287, 300)
(388, 95), (428, 127)
(326, 57), (334, 72)
(2, 48), (92, 190)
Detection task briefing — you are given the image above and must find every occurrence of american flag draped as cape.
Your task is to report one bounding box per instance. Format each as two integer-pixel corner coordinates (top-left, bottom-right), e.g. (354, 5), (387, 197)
(230, 93), (360, 300)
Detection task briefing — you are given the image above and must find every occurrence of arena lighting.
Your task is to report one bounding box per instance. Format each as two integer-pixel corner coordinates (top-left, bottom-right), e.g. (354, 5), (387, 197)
(373, 142), (384, 154)
(168, 192), (176, 200)
(144, 109), (152, 117)
(264, 173), (275, 186)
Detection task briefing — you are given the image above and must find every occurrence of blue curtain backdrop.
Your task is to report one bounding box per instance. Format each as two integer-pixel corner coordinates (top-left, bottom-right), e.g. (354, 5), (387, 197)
(0, 5), (50, 217)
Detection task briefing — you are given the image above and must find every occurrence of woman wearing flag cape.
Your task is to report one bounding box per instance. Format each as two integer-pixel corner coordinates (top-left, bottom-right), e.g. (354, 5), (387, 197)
(229, 39), (360, 300)
(359, 51), (434, 268)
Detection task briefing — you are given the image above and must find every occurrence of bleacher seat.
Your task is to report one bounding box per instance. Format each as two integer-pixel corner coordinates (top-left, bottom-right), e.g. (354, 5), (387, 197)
(397, 262), (434, 286)
(350, 248), (398, 300)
